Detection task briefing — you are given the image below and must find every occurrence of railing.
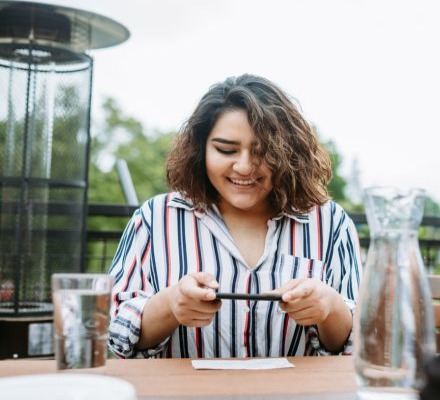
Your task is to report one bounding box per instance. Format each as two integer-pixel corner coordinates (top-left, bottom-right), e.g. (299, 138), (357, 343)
(86, 203), (137, 273)
(349, 213), (440, 271)
(86, 204), (440, 273)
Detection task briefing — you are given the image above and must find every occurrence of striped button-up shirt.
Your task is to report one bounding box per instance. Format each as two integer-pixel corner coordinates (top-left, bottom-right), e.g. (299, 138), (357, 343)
(108, 192), (362, 358)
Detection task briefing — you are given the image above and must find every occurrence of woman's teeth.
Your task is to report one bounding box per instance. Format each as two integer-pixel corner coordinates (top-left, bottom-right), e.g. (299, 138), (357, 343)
(229, 178), (256, 186)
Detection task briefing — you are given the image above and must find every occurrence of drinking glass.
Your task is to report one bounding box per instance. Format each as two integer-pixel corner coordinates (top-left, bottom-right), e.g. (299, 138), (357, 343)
(52, 273), (114, 371)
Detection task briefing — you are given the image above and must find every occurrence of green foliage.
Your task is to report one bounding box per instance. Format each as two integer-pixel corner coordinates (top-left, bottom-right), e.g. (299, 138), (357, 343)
(87, 98), (176, 271)
(324, 139), (347, 203)
(312, 126), (357, 210)
(89, 98), (174, 205)
(88, 163), (125, 204)
(425, 196), (440, 217)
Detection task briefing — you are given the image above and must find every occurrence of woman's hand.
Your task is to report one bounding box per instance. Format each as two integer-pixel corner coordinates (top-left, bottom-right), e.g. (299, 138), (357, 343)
(273, 278), (352, 352)
(276, 278), (337, 325)
(138, 272), (221, 349)
(169, 272), (222, 327)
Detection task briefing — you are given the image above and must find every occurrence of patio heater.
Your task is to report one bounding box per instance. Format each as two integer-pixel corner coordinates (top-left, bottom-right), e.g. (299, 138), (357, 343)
(0, 1), (129, 359)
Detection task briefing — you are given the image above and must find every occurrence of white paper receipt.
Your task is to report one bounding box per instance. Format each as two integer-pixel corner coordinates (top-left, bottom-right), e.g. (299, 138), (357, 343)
(191, 358), (295, 370)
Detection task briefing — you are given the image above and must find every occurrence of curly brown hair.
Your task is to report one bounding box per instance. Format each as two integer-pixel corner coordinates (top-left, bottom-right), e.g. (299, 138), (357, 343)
(166, 74), (332, 214)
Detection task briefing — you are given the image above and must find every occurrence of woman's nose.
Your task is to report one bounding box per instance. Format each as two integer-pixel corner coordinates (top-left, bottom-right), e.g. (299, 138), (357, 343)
(233, 152), (255, 175)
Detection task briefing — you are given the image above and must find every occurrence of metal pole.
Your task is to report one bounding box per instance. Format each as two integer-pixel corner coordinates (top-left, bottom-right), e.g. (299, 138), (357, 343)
(115, 159), (139, 206)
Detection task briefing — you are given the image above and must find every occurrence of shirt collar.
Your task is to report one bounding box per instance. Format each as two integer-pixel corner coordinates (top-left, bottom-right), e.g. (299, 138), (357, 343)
(272, 211), (310, 224)
(167, 192), (310, 224)
(167, 192), (196, 211)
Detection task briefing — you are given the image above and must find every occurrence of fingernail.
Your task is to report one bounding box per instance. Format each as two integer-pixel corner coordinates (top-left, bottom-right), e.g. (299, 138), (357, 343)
(278, 305), (287, 314)
(206, 290), (216, 300)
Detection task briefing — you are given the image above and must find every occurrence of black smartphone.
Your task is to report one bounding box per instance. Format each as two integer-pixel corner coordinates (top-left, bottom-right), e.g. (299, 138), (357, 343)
(215, 292), (282, 301)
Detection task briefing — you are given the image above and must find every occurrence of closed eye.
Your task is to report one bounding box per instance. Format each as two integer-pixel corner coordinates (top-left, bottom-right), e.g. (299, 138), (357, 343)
(216, 148), (236, 155)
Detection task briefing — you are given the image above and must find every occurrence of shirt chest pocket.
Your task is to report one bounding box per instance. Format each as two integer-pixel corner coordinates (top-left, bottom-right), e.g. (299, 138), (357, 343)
(277, 254), (326, 287)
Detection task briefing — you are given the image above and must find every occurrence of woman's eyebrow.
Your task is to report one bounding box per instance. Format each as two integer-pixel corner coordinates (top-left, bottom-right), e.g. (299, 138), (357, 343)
(210, 138), (240, 145)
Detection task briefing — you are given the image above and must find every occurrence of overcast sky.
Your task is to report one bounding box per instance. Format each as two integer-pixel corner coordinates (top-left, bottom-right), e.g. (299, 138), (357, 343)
(35, 0), (440, 202)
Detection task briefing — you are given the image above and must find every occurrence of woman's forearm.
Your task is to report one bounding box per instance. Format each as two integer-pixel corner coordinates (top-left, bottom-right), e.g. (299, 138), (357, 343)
(137, 287), (180, 350)
(317, 291), (353, 352)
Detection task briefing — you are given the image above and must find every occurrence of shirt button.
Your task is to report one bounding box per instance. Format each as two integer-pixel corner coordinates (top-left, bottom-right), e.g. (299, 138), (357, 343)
(243, 306), (250, 313)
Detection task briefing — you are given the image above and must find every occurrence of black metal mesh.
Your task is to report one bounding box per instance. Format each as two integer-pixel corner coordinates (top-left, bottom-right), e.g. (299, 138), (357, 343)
(0, 46), (92, 316)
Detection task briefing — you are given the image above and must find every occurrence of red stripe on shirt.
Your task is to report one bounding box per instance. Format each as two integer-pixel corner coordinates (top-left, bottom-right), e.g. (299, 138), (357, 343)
(113, 257), (137, 316)
(163, 195), (174, 358)
(166, 194), (172, 287)
(134, 219), (142, 231)
(291, 220), (296, 256)
(122, 257), (137, 292)
(141, 240), (151, 265)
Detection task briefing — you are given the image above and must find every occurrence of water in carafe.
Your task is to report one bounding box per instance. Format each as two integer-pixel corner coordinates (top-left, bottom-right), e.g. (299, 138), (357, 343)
(353, 187), (436, 400)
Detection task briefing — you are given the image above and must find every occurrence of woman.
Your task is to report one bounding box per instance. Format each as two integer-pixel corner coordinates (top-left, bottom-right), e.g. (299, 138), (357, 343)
(108, 74), (362, 359)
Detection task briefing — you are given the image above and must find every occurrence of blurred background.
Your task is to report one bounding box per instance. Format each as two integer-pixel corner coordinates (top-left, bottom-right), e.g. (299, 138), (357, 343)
(37, 0), (440, 208)
(0, 0), (439, 360)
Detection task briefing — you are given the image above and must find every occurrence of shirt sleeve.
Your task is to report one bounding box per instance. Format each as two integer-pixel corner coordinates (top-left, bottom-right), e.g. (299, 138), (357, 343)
(309, 207), (363, 355)
(107, 203), (169, 358)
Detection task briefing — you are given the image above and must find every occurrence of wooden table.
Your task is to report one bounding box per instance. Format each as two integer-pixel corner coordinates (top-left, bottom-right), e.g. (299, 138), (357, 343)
(0, 356), (357, 400)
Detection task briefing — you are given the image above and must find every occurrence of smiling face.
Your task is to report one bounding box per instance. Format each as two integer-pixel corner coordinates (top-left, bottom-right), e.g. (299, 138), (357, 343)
(205, 109), (274, 216)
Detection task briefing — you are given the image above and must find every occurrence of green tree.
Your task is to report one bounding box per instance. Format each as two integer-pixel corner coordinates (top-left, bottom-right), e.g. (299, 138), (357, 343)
(89, 98), (174, 204)
(311, 125), (352, 208)
(425, 196), (440, 217)
(87, 98), (176, 271)
(324, 139), (347, 204)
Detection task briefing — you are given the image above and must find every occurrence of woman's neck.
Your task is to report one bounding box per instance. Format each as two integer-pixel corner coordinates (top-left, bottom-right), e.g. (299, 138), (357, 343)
(217, 202), (274, 228)
(216, 203), (274, 268)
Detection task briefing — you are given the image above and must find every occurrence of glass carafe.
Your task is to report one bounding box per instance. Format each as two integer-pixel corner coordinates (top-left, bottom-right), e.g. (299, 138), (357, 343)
(354, 187), (436, 400)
